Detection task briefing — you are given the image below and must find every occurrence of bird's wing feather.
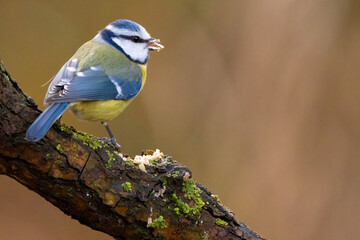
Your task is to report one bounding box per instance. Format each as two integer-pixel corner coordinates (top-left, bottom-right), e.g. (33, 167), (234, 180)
(44, 59), (142, 104)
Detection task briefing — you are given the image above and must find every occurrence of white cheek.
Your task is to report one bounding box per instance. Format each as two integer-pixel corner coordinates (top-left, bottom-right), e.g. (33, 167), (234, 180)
(112, 37), (148, 63)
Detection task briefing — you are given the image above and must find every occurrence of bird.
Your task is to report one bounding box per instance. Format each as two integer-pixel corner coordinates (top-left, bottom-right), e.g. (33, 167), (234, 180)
(26, 19), (164, 150)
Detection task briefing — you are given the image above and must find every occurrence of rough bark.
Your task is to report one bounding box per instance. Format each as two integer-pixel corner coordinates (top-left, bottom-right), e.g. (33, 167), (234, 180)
(0, 60), (263, 240)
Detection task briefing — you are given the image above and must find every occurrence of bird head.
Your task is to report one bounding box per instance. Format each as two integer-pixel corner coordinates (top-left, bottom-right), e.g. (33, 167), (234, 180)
(94, 19), (164, 64)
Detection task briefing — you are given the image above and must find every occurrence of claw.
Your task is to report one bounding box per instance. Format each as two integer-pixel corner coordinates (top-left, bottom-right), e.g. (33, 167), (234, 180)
(101, 137), (121, 152)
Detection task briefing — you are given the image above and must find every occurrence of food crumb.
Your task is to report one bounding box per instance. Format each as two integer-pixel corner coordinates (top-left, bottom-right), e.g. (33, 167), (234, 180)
(133, 149), (164, 171)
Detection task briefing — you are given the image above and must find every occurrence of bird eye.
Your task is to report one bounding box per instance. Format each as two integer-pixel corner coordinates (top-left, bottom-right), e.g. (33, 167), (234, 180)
(130, 36), (141, 43)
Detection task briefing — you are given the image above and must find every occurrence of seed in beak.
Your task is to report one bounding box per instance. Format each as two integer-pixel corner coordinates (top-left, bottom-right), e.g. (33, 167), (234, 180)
(147, 38), (164, 51)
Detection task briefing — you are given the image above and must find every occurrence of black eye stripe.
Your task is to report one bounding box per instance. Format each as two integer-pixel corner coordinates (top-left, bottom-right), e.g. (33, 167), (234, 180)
(118, 34), (149, 43)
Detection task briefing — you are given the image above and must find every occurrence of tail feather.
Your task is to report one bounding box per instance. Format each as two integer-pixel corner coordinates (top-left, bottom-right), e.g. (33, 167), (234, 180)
(26, 103), (69, 141)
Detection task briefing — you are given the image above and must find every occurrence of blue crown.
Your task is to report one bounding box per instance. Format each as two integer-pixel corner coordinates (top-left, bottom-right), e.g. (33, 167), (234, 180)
(110, 19), (141, 32)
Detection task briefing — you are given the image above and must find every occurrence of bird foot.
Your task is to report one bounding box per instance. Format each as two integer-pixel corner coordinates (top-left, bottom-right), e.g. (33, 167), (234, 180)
(101, 137), (121, 152)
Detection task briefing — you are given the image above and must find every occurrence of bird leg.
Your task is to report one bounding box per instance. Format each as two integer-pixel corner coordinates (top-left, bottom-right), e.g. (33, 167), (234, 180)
(102, 122), (121, 151)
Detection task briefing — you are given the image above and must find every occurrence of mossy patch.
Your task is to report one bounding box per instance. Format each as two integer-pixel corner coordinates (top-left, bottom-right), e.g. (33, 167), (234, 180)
(216, 218), (228, 226)
(72, 131), (108, 150)
(211, 194), (221, 202)
(59, 124), (104, 150)
(123, 157), (135, 166)
(105, 150), (116, 169)
(172, 178), (205, 216)
(150, 215), (167, 229)
(167, 171), (179, 178)
(122, 182), (132, 192)
(59, 122), (70, 132)
(56, 144), (65, 153)
(172, 193), (190, 215)
(182, 178), (205, 215)
(147, 160), (161, 168)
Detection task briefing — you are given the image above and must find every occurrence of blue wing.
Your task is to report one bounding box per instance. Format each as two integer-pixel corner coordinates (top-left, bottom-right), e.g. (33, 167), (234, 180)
(44, 59), (142, 104)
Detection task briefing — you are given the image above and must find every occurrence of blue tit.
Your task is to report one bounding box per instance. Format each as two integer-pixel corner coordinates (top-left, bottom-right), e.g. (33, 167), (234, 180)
(26, 19), (164, 150)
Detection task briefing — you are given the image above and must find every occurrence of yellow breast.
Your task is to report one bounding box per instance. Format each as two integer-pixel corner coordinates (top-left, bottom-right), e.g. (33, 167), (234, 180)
(70, 100), (130, 122)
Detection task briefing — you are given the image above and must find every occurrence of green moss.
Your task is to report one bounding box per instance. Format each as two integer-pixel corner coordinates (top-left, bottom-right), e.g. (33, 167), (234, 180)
(172, 178), (205, 216)
(162, 179), (167, 186)
(150, 215), (167, 229)
(59, 124), (102, 150)
(122, 182), (132, 192)
(124, 157), (135, 166)
(46, 153), (50, 158)
(56, 144), (65, 153)
(211, 194), (221, 202)
(59, 122), (69, 132)
(182, 179), (205, 215)
(167, 171), (180, 178)
(215, 218), (228, 226)
(72, 131), (108, 150)
(105, 150), (116, 169)
(172, 193), (190, 215)
(173, 207), (180, 215)
(147, 158), (159, 167)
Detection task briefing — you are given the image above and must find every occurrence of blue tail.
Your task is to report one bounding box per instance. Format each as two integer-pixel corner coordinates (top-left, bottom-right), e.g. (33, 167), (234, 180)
(26, 102), (70, 141)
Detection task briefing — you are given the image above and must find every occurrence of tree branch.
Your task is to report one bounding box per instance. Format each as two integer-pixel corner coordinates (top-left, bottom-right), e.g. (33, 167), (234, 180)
(0, 60), (263, 240)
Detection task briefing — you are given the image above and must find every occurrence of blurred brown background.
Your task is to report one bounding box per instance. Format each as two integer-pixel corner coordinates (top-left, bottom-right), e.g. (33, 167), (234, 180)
(1, 0), (360, 239)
